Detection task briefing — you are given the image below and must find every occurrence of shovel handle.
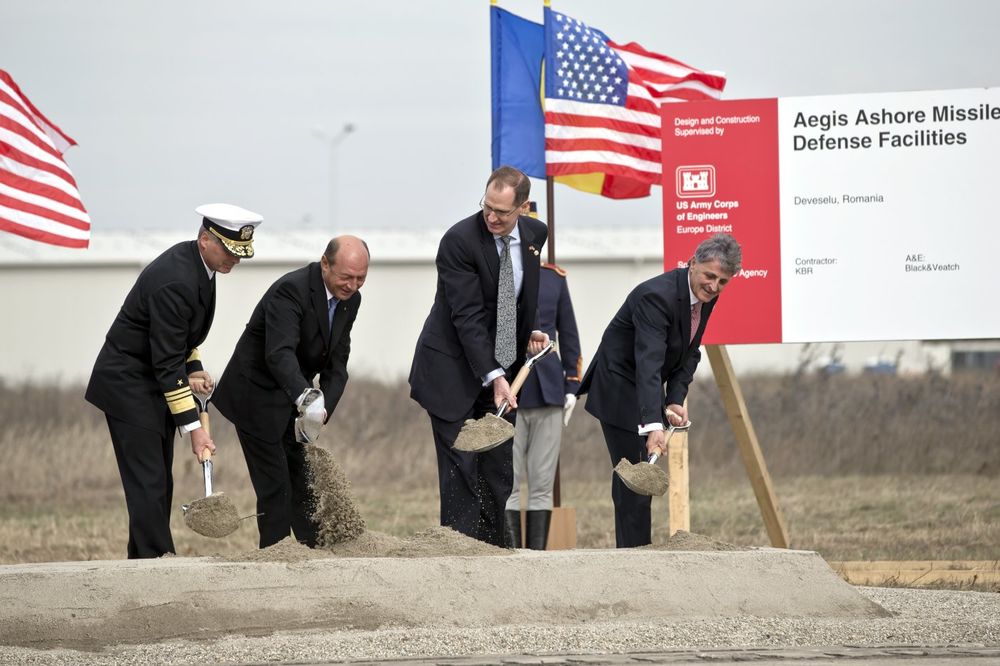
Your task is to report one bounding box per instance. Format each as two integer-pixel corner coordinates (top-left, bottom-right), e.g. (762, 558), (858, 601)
(646, 420), (693, 463)
(495, 342), (556, 417)
(198, 411), (213, 463)
(508, 363), (534, 397)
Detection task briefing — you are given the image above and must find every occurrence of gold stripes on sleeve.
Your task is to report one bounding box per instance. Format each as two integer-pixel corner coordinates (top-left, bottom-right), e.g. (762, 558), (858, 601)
(566, 356), (584, 383)
(186, 349), (202, 363)
(164, 385), (197, 415)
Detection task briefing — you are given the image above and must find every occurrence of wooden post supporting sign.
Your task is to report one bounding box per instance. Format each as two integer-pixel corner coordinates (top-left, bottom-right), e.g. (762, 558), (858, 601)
(705, 344), (789, 548)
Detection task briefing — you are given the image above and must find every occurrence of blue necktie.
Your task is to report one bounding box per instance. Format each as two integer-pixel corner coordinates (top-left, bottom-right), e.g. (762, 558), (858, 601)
(328, 297), (336, 331)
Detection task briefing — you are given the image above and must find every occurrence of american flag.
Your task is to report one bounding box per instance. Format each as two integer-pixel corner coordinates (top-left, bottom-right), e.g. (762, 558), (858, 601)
(0, 69), (90, 248)
(543, 9), (727, 195)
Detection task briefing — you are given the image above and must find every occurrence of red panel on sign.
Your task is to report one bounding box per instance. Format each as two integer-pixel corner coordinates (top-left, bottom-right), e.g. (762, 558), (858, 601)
(661, 98), (782, 344)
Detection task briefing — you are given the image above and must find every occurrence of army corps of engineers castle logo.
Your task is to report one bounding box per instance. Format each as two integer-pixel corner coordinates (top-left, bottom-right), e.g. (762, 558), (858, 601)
(675, 165), (716, 198)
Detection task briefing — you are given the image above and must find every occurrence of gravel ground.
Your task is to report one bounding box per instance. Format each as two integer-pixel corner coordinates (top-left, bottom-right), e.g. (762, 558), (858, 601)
(1, 587), (998, 665)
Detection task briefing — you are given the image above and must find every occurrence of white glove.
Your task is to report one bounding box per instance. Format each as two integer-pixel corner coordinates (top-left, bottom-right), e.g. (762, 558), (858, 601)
(294, 388), (326, 444)
(563, 393), (577, 427)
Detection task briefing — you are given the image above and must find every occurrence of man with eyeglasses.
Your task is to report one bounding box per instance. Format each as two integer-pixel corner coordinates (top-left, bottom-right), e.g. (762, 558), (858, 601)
(86, 203), (262, 558)
(409, 166), (550, 547)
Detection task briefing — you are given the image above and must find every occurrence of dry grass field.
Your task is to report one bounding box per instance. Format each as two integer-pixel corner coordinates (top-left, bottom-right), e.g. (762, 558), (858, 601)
(1, 373), (997, 573)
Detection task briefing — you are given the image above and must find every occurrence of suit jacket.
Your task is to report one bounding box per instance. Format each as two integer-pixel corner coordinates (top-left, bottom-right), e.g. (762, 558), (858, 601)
(409, 211), (548, 421)
(86, 240), (214, 434)
(519, 264), (583, 409)
(578, 267), (716, 432)
(213, 262), (360, 443)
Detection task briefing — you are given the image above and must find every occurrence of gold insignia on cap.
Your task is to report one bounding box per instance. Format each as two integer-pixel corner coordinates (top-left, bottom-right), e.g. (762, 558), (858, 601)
(240, 225), (254, 240)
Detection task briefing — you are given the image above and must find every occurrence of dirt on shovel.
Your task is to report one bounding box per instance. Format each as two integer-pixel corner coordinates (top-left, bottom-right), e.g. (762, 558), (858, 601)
(183, 492), (241, 538)
(614, 457), (669, 496)
(453, 413), (514, 452)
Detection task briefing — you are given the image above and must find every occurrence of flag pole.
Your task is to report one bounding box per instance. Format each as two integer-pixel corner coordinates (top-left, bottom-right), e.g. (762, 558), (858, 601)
(546, 176), (555, 264)
(541, 0), (563, 514)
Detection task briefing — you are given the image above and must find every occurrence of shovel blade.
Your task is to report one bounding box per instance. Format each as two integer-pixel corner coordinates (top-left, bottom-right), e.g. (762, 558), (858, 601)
(614, 458), (669, 497)
(453, 413), (514, 453)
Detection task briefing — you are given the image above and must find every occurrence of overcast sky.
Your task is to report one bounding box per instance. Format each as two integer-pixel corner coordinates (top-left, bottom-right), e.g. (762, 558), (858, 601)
(3, 0), (998, 236)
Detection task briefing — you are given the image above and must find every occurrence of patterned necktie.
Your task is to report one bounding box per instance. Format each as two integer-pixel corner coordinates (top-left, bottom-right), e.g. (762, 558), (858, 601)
(495, 235), (517, 369)
(690, 301), (702, 344)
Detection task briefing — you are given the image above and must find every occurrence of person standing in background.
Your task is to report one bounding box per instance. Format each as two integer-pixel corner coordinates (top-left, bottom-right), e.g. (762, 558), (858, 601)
(504, 203), (582, 549)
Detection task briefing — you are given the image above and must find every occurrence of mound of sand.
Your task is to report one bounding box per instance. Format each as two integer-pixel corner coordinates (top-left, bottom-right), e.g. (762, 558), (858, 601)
(226, 526), (507, 562)
(644, 530), (743, 551)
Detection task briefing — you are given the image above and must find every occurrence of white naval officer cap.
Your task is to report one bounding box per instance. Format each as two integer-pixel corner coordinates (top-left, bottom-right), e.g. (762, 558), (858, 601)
(196, 203), (263, 258)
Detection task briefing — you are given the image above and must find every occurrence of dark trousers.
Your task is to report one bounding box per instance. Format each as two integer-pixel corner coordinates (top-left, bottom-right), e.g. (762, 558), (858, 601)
(107, 412), (176, 559)
(429, 387), (514, 547)
(601, 421), (653, 548)
(236, 417), (319, 549)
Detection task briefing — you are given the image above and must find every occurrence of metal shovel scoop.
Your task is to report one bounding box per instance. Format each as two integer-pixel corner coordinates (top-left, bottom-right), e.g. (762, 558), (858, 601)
(182, 393), (241, 538)
(453, 342), (555, 453)
(614, 418), (691, 497)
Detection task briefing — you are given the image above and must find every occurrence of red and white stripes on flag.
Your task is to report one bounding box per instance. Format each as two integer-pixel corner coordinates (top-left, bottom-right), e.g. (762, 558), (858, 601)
(0, 69), (90, 248)
(543, 9), (727, 192)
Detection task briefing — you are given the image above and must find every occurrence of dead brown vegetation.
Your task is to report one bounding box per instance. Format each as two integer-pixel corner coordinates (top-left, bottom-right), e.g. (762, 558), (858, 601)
(0, 373), (997, 566)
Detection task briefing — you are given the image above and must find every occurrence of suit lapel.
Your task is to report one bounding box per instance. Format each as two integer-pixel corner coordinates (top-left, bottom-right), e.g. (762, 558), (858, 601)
(329, 298), (350, 353)
(478, 214), (500, 289)
(190, 241), (215, 339)
(518, 218), (539, 306)
(677, 269), (693, 348)
(203, 277), (216, 339)
(310, 263), (331, 342)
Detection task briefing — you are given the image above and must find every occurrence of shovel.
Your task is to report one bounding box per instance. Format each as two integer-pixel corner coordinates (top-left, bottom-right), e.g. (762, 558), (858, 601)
(181, 392), (241, 538)
(614, 417), (691, 497)
(453, 342), (555, 453)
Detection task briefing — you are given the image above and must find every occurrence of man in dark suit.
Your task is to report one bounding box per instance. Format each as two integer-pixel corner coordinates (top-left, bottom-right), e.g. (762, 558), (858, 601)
(86, 203), (262, 558)
(409, 166), (549, 547)
(504, 248), (583, 550)
(578, 233), (742, 548)
(213, 235), (368, 549)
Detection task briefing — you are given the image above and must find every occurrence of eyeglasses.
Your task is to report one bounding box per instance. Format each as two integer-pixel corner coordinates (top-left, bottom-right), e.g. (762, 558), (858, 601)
(480, 197), (521, 220)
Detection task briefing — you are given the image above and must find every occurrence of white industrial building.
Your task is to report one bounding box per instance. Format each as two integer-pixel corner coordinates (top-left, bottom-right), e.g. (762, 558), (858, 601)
(0, 226), (957, 386)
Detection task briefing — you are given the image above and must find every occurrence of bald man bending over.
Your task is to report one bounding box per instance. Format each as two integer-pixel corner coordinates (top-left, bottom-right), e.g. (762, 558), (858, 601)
(214, 236), (369, 548)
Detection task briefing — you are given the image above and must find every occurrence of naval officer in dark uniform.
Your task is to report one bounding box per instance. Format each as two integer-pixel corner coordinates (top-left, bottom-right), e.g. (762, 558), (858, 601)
(86, 203), (262, 558)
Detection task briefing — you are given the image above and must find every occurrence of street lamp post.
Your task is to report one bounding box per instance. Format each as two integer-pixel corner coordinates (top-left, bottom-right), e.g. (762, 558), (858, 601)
(312, 123), (356, 226)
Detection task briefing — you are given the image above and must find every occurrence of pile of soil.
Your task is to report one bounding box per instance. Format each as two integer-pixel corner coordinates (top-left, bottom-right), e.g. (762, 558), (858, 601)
(226, 526), (507, 562)
(645, 530), (743, 551)
(222, 442), (507, 562)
